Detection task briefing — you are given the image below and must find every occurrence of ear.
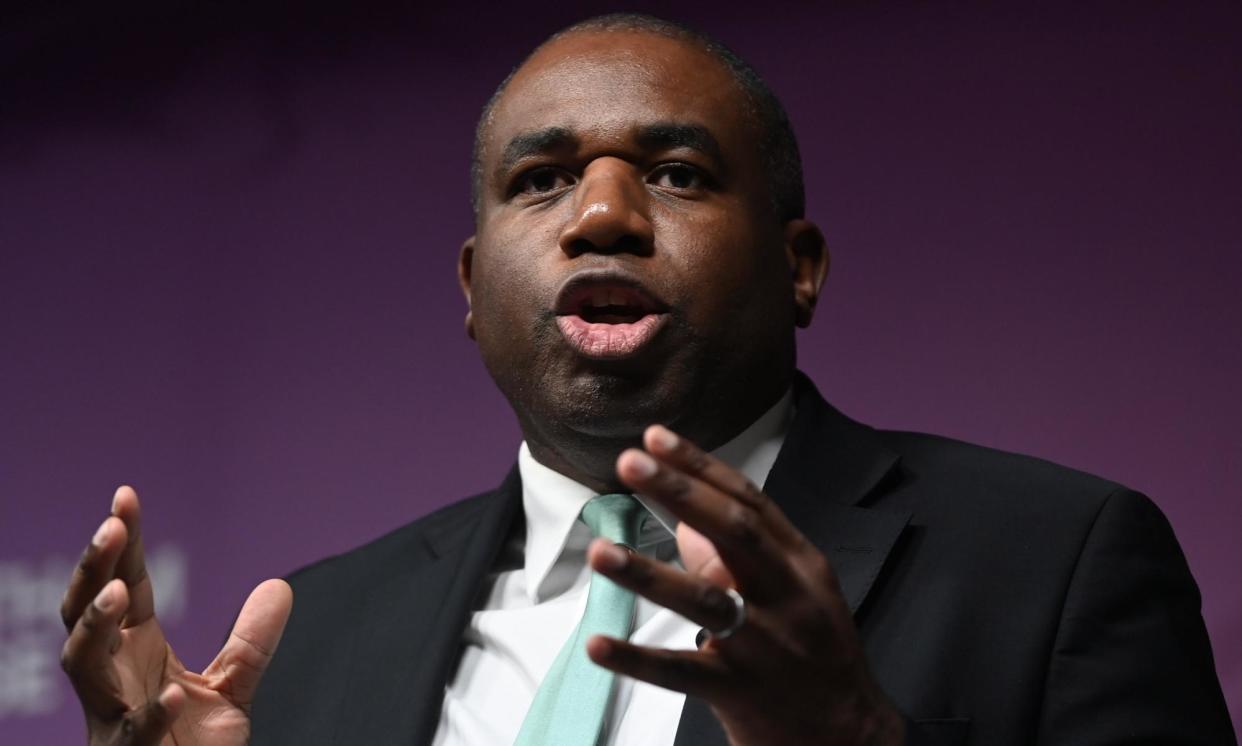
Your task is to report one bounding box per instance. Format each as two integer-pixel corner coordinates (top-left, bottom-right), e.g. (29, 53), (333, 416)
(457, 236), (476, 340)
(783, 219), (829, 328)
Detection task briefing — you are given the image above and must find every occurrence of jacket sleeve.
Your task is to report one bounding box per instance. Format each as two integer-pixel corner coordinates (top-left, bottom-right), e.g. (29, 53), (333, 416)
(1035, 489), (1235, 745)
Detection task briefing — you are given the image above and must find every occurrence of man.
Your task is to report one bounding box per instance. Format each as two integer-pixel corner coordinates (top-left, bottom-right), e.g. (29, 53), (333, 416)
(59, 13), (1234, 746)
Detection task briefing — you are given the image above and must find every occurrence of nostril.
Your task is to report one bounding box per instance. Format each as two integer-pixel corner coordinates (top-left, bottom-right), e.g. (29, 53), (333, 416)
(565, 234), (645, 257)
(567, 237), (595, 257)
(610, 235), (644, 255)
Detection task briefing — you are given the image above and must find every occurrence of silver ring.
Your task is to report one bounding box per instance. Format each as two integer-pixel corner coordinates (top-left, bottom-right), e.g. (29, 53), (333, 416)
(710, 587), (747, 641)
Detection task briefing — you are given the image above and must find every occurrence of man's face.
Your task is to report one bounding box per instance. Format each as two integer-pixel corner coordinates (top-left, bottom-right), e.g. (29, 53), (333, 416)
(463, 30), (813, 452)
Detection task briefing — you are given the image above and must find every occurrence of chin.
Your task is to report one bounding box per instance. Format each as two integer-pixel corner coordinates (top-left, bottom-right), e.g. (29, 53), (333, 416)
(544, 365), (689, 439)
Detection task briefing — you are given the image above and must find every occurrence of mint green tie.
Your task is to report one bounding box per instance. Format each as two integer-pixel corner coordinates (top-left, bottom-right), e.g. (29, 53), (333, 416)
(513, 493), (645, 746)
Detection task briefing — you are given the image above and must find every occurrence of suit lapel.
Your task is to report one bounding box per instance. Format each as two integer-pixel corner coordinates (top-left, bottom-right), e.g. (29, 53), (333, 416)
(763, 372), (910, 612)
(332, 469), (522, 746)
(674, 373), (911, 746)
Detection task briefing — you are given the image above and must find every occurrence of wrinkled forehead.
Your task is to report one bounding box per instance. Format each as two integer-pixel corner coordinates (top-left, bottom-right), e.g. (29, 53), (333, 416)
(482, 31), (756, 166)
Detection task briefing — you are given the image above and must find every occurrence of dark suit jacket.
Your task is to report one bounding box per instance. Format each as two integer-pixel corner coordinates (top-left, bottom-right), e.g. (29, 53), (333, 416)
(252, 374), (1235, 745)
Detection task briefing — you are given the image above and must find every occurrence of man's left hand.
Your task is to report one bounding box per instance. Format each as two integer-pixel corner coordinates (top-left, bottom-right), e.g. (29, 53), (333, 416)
(585, 425), (905, 746)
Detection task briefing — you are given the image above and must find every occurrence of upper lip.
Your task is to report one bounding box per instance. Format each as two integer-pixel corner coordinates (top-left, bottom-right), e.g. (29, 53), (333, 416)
(554, 270), (670, 317)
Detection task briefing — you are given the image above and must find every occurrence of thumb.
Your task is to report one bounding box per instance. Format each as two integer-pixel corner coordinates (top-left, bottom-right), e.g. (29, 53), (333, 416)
(204, 579), (293, 713)
(676, 523), (736, 589)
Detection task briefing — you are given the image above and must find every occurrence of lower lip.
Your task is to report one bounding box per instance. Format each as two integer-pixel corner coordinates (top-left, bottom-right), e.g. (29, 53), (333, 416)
(556, 313), (668, 359)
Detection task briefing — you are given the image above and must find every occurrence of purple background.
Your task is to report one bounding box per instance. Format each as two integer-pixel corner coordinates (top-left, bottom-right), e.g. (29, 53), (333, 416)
(2, 2), (1238, 741)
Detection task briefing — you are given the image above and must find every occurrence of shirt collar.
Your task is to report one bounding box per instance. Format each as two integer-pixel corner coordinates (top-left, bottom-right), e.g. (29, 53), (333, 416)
(517, 388), (795, 602)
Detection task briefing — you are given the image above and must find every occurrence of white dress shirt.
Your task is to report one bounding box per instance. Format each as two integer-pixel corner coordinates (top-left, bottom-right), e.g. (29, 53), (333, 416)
(432, 391), (794, 746)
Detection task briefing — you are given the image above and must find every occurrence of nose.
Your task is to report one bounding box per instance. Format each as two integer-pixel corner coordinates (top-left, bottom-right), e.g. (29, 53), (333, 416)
(558, 158), (654, 258)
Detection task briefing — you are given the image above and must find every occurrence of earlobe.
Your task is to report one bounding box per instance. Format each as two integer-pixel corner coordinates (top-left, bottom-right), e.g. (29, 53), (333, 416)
(783, 220), (829, 328)
(458, 237), (476, 340)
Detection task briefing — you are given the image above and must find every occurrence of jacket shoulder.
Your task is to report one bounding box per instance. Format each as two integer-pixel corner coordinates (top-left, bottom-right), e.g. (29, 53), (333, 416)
(875, 428), (1131, 519)
(284, 489), (502, 597)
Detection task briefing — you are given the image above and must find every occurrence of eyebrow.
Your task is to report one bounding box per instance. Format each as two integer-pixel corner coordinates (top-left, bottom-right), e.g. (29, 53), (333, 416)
(635, 123), (723, 164)
(495, 122), (725, 178)
(498, 127), (578, 176)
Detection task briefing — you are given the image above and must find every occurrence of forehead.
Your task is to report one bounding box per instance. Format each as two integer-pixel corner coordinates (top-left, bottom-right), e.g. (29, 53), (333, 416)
(483, 31), (756, 163)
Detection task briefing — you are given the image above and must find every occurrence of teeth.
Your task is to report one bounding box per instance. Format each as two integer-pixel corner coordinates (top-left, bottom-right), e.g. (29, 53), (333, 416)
(575, 285), (651, 313)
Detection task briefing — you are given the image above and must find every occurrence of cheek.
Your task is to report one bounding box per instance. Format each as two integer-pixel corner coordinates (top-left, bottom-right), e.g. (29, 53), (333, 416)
(656, 209), (781, 307)
(469, 224), (564, 351)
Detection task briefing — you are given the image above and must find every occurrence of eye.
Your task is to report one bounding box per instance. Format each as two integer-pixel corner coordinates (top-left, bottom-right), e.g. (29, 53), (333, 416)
(651, 163), (707, 191)
(514, 167), (574, 196)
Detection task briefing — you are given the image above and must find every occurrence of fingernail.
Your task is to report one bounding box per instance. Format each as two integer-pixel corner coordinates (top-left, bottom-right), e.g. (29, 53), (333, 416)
(627, 450), (657, 479)
(92, 519), (111, 547)
(95, 583), (116, 613)
(596, 543), (629, 571)
(650, 426), (678, 451)
(111, 488), (121, 514)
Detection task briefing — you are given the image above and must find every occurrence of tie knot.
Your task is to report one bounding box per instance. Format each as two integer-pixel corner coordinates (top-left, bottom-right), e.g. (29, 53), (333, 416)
(581, 493), (644, 546)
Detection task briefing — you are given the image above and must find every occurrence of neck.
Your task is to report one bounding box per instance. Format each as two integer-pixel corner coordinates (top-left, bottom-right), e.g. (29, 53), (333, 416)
(524, 436), (634, 494)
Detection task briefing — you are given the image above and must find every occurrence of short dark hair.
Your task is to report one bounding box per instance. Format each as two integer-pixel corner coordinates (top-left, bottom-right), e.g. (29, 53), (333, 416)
(471, 13), (806, 224)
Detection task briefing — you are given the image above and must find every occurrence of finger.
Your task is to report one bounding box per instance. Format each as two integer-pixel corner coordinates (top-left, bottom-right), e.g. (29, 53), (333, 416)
(203, 579), (293, 713)
(121, 682), (184, 746)
(60, 515), (127, 632)
(111, 486), (156, 627)
(645, 425), (804, 548)
(61, 579), (128, 719)
(588, 539), (744, 634)
(616, 448), (795, 597)
(586, 634), (732, 701)
(675, 522), (735, 588)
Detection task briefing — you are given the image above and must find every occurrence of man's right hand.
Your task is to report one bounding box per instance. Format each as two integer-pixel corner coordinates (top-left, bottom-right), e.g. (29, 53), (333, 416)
(60, 486), (293, 746)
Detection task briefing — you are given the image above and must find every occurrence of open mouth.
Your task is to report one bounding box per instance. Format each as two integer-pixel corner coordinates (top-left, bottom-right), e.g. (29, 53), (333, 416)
(554, 275), (670, 359)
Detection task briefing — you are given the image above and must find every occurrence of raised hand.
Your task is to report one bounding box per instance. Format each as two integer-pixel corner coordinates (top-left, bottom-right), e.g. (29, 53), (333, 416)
(60, 486), (293, 746)
(586, 426), (905, 746)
